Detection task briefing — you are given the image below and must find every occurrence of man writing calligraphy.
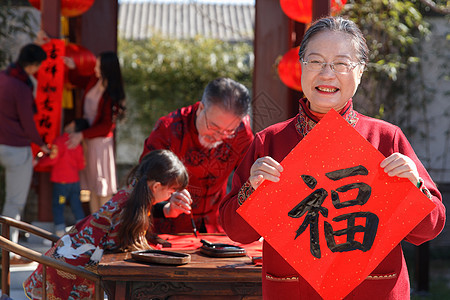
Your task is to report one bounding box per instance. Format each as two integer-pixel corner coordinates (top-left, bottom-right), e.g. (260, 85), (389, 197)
(140, 77), (253, 234)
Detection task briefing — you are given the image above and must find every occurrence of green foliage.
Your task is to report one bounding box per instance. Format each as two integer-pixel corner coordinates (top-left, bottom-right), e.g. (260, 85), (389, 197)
(118, 36), (253, 136)
(0, 1), (37, 68)
(343, 0), (449, 174)
(342, 0), (431, 117)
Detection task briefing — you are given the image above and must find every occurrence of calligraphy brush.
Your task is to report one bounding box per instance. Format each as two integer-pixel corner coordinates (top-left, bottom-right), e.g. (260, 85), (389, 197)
(190, 213), (198, 238)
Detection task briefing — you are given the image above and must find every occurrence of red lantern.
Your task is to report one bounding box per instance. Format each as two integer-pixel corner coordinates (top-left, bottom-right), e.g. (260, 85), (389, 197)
(65, 43), (96, 76)
(28, 0), (95, 18)
(278, 46), (302, 91)
(280, 0), (347, 24)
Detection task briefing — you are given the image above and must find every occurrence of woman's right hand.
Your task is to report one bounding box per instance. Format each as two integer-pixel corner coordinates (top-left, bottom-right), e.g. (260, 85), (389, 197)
(163, 189), (193, 218)
(249, 156), (283, 190)
(62, 56), (76, 70)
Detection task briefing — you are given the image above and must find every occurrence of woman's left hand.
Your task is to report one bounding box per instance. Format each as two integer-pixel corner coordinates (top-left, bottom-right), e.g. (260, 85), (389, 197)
(66, 132), (83, 149)
(380, 153), (420, 186)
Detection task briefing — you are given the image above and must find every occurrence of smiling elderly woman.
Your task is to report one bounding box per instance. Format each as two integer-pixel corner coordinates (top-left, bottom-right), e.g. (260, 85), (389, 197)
(219, 16), (445, 299)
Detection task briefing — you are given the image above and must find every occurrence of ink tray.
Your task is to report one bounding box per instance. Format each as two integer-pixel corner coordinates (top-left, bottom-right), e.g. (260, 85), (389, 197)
(131, 249), (191, 265)
(199, 239), (246, 258)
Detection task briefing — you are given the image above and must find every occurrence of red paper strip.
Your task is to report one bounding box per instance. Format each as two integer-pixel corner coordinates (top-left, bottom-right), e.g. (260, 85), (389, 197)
(238, 109), (435, 300)
(32, 39), (65, 172)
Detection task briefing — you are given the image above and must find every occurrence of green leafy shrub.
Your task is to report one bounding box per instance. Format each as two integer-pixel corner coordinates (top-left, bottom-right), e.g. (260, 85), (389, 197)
(0, 1), (37, 68)
(343, 0), (431, 118)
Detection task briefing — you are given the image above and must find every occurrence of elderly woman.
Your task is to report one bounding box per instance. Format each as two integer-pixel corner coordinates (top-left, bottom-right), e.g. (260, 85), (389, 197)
(219, 16), (445, 299)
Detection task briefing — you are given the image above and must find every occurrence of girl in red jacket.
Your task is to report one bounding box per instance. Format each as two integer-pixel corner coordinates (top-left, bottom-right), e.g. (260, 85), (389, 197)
(37, 118), (90, 236)
(25, 149), (189, 299)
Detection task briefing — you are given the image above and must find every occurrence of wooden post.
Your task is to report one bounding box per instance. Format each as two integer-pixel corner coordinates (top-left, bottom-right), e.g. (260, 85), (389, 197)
(69, 0), (118, 120)
(253, 0), (300, 132)
(312, 0), (331, 21)
(36, 0), (61, 222)
(253, 0), (332, 132)
(40, 0), (60, 38)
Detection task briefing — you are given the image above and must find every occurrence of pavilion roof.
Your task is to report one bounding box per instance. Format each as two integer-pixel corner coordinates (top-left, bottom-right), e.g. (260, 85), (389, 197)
(118, 1), (255, 42)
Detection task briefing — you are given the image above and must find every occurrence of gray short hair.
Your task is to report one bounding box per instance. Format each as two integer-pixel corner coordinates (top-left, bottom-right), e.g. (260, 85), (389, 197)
(298, 16), (369, 65)
(201, 77), (251, 117)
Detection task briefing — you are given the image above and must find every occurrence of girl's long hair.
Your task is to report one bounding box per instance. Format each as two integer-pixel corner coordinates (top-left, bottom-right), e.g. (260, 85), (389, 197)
(98, 51), (126, 121)
(118, 150), (188, 251)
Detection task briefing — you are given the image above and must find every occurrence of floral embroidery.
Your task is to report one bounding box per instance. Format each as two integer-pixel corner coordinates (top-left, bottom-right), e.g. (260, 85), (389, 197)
(265, 274), (299, 282)
(417, 177), (432, 199)
(295, 98), (359, 137)
(238, 180), (255, 205)
(366, 273), (397, 280)
(215, 143), (232, 162)
(185, 148), (207, 166)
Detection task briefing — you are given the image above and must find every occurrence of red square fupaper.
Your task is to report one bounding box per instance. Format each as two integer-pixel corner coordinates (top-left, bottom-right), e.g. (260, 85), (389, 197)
(237, 109), (435, 300)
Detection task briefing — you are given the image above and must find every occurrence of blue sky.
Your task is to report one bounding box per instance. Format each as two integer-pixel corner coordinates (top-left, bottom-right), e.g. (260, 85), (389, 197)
(119, 0), (255, 4)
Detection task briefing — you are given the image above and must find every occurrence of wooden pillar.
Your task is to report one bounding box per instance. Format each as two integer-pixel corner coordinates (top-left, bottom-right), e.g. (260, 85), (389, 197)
(68, 0), (118, 119)
(70, 0), (118, 56)
(252, 0), (297, 132)
(312, 0), (331, 21)
(253, 0), (332, 132)
(37, 0), (61, 222)
(40, 0), (60, 38)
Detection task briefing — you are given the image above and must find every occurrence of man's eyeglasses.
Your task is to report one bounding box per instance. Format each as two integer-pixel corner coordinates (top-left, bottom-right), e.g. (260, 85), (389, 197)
(301, 58), (363, 74)
(204, 110), (238, 138)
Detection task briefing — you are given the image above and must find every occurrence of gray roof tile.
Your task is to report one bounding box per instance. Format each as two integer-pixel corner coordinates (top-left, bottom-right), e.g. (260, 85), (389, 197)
(118, 1), (254, 42)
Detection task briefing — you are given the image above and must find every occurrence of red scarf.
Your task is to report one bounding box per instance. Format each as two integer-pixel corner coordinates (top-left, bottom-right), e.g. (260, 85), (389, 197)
(5, 63), (33, 90)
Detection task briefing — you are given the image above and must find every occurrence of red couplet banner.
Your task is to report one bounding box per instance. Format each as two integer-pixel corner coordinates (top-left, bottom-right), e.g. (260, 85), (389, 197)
(237, 109), (436, 300)
(32, 39), (65, 172)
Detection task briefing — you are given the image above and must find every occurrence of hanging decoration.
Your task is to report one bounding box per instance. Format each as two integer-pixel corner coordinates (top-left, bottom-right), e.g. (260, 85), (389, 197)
(278, 46), (302, 91)
(280, 0), (347, 24)
(28, 0), (95, 18)
(32, 39), (66, 172)
(65, 43), (96, 77)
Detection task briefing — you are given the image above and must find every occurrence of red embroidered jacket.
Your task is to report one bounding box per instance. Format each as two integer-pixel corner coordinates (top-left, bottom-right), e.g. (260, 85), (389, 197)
(141, 102), (254, 233)
(220, 99), (445, 300)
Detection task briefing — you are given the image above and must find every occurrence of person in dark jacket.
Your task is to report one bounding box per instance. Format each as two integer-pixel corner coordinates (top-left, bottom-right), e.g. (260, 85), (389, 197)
(0, 44), (50, 248)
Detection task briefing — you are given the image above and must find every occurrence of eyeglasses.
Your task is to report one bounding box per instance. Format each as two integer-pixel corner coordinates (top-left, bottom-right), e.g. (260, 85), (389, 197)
(203, 110), (238, 138)
(301, 58), (362, 74)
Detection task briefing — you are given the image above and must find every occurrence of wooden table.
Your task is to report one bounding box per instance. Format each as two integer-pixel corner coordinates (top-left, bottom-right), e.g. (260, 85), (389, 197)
(98, 249), (262, 299)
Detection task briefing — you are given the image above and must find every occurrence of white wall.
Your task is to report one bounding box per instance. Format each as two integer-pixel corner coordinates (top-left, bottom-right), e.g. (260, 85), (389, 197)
(405, 17), (450, 183)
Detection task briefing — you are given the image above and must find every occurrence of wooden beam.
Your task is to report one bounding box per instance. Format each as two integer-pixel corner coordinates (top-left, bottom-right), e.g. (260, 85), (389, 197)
(313, 0), (331, 21)
(40, 0), (60, 38)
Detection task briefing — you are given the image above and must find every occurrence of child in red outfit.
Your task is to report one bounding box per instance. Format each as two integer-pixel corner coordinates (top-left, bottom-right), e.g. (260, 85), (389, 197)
(38, 119), (89, 236)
